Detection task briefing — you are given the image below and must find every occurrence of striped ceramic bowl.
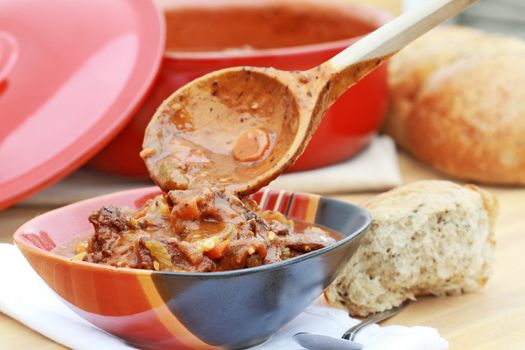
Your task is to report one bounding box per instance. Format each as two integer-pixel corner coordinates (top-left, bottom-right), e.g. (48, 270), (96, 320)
(13, 187), (370, 349)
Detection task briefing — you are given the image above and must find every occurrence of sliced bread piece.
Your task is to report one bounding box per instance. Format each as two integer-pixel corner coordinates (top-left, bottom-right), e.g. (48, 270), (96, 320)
(324, 180), (498, 317)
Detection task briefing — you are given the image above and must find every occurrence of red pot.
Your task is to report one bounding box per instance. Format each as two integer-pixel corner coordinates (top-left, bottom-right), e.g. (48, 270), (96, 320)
(88, 0), (391, 176)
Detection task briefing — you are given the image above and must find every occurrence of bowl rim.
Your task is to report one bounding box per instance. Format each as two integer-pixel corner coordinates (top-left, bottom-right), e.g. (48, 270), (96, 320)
(14, 186), (371, 278)
(162, 2), (393, 61)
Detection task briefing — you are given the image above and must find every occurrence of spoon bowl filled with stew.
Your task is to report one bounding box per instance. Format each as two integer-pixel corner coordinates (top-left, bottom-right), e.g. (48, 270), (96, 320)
(14, 187), (370, 349)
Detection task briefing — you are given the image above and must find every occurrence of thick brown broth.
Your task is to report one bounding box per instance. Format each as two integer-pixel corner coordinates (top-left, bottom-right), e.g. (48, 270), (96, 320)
(164, 3), (374, 52)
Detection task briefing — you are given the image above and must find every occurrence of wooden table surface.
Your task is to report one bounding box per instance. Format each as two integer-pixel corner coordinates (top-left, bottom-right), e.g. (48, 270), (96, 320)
(1, 152), (525, 350)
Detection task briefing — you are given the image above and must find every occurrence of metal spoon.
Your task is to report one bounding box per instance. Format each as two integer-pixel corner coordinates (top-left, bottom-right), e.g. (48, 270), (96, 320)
(142, 0), (477, 195)
(293, 303), (407, 350)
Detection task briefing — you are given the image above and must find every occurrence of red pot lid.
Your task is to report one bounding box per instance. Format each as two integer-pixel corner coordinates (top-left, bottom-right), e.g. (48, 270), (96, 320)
(0, 0), (165, 210)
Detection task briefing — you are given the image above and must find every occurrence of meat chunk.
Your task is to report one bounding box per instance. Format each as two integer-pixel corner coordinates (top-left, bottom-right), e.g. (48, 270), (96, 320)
(89, 206), (132, 233)
(263, 239), (285, 265)
(137, 241), (154, 270)
(282, 231), (336, 253)
(86, 206), (133, 260)
(260, 210), (294, 235)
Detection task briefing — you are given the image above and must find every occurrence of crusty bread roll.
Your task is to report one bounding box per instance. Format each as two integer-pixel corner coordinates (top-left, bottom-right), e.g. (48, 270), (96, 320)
(385, 26), (525, 184)
(324, 180), (498, 317)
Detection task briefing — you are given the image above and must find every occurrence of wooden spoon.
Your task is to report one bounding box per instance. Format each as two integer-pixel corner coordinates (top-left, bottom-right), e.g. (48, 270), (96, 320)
(142, 0), (477, 195)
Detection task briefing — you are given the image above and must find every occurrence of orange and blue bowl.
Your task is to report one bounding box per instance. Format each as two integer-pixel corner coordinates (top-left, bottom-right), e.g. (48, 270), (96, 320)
(14, 188), (370, 349)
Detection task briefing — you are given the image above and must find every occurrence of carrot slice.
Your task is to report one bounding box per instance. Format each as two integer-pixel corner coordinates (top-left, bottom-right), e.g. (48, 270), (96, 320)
(232, 128), (269, 162)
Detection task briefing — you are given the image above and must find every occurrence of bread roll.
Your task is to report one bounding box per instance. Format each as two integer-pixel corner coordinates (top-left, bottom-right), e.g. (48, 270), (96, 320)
(386, 26), (485, 146)
(385, 26), (525, 184)
(324, 180), (498, 317)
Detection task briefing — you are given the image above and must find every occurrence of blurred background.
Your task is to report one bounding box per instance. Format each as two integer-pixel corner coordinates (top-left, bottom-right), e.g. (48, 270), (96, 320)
(405, 0), (525, 37)
(346, 0), (525, 38)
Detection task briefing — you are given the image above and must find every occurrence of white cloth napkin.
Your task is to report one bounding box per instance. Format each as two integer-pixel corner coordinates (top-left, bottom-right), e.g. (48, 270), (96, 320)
(22, 136), (402, 206)
(0, 244), (447, 350)
(268, 135), (402, 194)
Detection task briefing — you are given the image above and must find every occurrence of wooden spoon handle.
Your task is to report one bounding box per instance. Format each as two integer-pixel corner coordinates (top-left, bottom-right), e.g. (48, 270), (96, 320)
(307, 0), (476, 124)
(328, 0), (477, 70)
(304, 0), (476, 139)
